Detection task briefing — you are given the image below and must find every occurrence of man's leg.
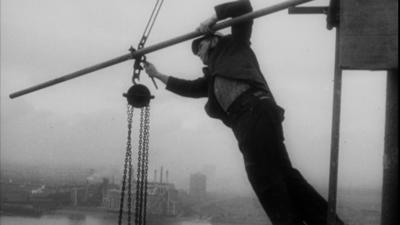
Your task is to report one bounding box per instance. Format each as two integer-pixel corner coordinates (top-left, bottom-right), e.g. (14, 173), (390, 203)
(234, 101), (305, 225)
(257, 98), (345, 225)
(283, 166), (345, 225)
(264, 118), (345, 225)
(244, 160), (306, 225)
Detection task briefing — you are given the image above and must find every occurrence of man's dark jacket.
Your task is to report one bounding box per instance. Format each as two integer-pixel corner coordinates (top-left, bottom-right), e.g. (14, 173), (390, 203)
(166, 0), (271, 125)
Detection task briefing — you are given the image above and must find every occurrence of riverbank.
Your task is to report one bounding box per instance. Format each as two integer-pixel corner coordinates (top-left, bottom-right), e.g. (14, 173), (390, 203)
(0, 214), (212, 225)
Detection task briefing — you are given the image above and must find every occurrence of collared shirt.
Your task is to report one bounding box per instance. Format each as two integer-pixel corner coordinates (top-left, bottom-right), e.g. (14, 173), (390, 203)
(213, 76), (250, 112)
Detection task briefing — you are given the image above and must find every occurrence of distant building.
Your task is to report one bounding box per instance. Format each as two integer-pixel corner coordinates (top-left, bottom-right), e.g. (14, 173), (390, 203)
(71, 188), (78, 206)
(102, 182), (177, 216)
(202, 164), (216, 179)
(0, 182), (31, 203)
(189, 173), (207, 199)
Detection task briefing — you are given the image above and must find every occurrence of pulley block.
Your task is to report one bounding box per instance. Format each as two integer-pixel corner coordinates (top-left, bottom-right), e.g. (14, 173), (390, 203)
(123, 84), (154, 108)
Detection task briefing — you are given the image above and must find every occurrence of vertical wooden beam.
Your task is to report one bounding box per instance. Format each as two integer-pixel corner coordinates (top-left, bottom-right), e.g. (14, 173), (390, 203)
(327, 28), (342, 225)
(381, 70), (398, 225)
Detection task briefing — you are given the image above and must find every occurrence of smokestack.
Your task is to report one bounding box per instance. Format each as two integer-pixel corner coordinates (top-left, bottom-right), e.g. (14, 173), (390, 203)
(84, 179), (89, 202)
(160, 166), (164, 184)
(154, 170), (157, 183)
(102, 178), (109, 196)
(71, 188), (78, 207)
(166, 170), (169, 184)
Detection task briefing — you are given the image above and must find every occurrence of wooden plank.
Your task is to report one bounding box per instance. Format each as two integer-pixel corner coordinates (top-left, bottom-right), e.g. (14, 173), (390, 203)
(327, 29), (342, 225)
(381, 70), (399, 225)
(288, 6), (328, 14)
(339, 0), (398, 70)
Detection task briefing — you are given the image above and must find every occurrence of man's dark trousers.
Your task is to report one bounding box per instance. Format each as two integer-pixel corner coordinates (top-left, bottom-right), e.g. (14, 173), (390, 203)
(227, 91), (345, 225)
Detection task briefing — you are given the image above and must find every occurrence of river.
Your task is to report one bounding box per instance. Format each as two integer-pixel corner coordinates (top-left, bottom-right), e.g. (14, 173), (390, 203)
(0, 215), (212, 225)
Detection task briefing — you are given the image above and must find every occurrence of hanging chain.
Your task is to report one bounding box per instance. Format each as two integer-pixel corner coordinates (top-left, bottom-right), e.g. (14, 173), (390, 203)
(135, 109), (145, 225)
(127, 130), (133, 225)
(139, 108), (146, 225)
(119, 1), (159, 223)
(132, 106), (151, 225)
(118, 105), (151, 225)
(142, 106), (151, 225)
(118, 104), (134, 225)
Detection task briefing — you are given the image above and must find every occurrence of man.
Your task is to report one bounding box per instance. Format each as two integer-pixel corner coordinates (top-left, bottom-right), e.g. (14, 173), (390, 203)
(144, 1), (345, 224)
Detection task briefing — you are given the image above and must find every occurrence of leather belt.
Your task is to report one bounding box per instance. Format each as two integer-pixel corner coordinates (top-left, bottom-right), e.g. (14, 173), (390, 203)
(226, 89), (271, 116)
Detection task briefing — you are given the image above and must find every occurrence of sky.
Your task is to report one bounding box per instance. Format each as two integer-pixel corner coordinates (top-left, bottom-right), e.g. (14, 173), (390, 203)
(1, 0), (387, 196)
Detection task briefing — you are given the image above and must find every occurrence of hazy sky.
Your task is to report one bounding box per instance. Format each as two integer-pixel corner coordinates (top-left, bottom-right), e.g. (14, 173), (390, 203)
(1, 0), (386, 195)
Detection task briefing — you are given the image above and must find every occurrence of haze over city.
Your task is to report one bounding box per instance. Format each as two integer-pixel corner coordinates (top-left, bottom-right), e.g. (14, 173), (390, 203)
(1, 0), (385, 197)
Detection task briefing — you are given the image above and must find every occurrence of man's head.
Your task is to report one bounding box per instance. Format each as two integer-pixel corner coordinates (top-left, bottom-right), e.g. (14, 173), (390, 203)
(191, 33), (222, 65)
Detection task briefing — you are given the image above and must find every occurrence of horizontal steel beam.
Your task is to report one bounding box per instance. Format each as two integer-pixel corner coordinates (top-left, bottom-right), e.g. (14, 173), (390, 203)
(9, 0), (312, 99)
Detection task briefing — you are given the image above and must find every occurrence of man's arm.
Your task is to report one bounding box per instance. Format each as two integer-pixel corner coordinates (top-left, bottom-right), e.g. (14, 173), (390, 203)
(197, 0), (253, 42)
(215, 0), (253, 42)
(144, 62), (208, 98)
(166, 77), (208, 98)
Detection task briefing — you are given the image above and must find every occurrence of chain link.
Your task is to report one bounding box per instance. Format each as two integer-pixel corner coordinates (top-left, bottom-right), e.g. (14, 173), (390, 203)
(118, 104), (134, 225)
(135, 108), (145, 225)
(119, 102), (151, 225)
(132, 106), (151, 225)
(127, 129), (133, 225)
(142, 106), (151, 225)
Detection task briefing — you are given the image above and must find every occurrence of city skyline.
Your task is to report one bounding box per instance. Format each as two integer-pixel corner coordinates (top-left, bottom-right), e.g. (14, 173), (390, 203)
(1, 0), (386, 197)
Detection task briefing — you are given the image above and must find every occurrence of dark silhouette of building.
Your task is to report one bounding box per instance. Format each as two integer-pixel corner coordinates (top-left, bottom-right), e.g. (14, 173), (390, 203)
(189, 173), (207, 199)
